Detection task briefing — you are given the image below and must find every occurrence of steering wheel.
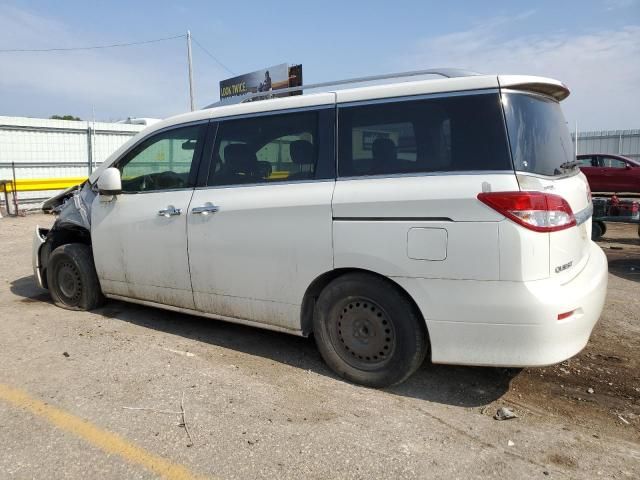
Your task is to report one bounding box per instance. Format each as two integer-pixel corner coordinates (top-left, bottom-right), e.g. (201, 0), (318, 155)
(141, 174), (157, 191)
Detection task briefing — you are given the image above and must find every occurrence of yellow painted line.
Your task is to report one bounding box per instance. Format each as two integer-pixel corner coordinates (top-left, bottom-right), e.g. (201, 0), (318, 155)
(3, 177), (86, 192)
(0, 383), (210, 480)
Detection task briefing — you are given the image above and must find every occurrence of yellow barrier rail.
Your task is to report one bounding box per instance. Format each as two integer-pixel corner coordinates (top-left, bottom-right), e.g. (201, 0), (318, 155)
(2, 177), (86, 192)
(2, 170), (295, 193)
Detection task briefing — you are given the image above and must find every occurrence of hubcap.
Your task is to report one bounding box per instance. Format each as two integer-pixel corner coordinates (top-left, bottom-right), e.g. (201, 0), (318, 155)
(330, 297), (396, 370)
(56, 261), (82, 305)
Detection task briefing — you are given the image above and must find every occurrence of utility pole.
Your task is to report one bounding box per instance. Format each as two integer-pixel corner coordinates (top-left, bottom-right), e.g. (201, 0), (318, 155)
(187, 30), (195, 111)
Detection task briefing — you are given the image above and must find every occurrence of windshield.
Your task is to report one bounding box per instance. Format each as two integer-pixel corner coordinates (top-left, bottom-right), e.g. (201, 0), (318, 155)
(503, 92), (575, 177)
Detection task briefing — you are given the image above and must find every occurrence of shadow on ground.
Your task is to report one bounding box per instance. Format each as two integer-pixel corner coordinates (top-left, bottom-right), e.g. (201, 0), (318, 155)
(600, 241), (640, 283)
(10, 274), (518, 408)
(607, 257), (640, 282)
(600, 236), (640, 247)
(10, 275), (51, 303)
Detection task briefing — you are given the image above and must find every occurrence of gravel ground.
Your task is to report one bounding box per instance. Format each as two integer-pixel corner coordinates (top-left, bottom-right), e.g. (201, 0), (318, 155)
(0, 214), (638, 479)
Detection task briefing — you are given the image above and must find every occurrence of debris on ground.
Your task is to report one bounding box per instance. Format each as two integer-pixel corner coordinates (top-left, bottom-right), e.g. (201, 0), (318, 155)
(62, 351), (70, 357)
(122, 392), (195, 446)
(494, 407), (518, 420)
(587, 387), (594, 394)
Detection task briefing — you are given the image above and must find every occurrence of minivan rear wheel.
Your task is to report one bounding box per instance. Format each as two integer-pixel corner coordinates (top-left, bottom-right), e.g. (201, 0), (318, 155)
(313, 273), (428, 387)
(47, 243), (105, 311)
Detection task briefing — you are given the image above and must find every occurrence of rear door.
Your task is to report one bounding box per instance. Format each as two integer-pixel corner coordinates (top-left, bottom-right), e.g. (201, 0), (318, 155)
(502, 91), (593, 283)
(332, 90), (518, 282)
(627, 161), (640, 193)
(187, 103), (336, 331)
(600, 155), (634, 193)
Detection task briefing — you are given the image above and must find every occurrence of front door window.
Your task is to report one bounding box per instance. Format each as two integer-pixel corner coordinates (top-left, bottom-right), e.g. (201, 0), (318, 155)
(117, 125), (204, 192)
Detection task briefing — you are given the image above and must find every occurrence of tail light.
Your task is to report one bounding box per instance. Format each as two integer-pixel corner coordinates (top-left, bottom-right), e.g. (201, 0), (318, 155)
(477, 191), (576, 232)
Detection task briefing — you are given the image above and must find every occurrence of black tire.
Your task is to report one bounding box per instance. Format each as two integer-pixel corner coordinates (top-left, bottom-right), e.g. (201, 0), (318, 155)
(46, 243), (105, 311)
(591, 221), (605, 240)
(313, 273), (428, 388)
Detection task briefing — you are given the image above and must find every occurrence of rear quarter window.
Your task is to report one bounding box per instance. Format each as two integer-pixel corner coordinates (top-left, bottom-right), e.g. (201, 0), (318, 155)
(338, 92), (511, 177)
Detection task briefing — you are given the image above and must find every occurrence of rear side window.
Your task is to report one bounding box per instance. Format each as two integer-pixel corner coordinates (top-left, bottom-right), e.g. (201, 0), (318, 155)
(600, 156), (627, 168)
(503, 92), (575, 177)
(208, 110), (320, 186)
(338, 93), (511, 177)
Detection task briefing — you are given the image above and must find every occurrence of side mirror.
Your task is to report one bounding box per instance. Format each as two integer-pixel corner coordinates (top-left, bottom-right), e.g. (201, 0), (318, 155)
(625, 163), (632, 170)
(97, 168), (122, 195)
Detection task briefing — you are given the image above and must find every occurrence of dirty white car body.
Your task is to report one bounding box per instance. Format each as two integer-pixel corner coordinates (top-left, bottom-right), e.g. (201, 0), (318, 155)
(33, 71), (608, 387)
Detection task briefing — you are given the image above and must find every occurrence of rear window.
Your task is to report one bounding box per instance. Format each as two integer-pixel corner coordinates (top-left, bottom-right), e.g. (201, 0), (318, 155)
(503, 92), (575, 177)
(338, 93), (511, 177)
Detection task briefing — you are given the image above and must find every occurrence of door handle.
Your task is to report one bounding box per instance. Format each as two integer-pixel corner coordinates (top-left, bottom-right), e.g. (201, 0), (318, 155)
(158, 206), (182, 217)
(192, 204), (219, 215)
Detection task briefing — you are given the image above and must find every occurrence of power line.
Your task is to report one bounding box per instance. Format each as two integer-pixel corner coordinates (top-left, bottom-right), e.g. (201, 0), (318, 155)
(0, 34), (186, 53)
(191, 36), (235, 76)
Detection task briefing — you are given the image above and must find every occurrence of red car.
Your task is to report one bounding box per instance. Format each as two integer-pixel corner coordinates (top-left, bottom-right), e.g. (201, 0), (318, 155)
(577, 154), (640, 194)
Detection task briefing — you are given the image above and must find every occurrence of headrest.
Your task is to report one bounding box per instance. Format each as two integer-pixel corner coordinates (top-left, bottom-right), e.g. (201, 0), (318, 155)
(224, 143), (256, 173)
(289, 140), (315, 165)
(372, 137), (396, 159)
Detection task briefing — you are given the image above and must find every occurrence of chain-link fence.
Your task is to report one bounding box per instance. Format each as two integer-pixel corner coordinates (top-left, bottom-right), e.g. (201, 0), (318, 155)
(572, 129), (640, 163)
(0, 116), (145, 214)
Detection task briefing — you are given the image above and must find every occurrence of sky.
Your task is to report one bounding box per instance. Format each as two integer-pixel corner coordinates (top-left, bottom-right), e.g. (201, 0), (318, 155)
(0, 0), (638, 130)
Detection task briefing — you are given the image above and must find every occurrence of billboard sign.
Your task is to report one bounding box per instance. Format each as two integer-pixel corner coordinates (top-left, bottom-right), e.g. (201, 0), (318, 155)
(219, 64), (302, 103)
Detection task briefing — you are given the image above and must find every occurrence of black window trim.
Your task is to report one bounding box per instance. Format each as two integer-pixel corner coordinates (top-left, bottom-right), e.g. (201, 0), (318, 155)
(111, 119), (210, 194)
(197, 105), (336, 189)
(336, 170), (515, 181)
(336, 88), (500, 110)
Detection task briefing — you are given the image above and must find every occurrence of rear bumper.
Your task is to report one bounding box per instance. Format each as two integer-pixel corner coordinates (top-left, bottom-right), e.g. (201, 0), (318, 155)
(395, 241), (608, 367)
(32, 226), (47, 289)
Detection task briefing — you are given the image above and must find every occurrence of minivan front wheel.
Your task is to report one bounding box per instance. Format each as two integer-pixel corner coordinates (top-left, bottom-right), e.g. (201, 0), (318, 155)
(47, 243), (104, 311)
(313, 273), (428, 387)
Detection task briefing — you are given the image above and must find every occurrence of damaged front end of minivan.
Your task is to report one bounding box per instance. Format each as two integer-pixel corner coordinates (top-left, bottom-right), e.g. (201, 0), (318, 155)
(32, 182), (96, 289)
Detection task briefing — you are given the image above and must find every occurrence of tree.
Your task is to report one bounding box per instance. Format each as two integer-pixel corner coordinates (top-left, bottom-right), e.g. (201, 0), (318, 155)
(50, 115), (82, 121)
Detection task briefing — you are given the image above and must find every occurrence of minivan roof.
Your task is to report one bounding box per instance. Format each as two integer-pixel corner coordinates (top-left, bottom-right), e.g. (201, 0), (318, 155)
(88, 73), (570, 184)
(180, 73), (569, 126)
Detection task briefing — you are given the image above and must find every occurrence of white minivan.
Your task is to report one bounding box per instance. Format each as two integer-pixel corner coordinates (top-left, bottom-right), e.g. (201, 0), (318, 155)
(33, 70), (608, 387)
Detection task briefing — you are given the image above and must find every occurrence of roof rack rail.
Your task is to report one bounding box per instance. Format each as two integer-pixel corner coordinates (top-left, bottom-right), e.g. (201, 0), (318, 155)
(204, 68), (481, 108)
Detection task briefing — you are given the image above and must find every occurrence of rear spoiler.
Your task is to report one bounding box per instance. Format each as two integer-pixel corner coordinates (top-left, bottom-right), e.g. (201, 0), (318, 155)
(498, 75), (570, 101)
